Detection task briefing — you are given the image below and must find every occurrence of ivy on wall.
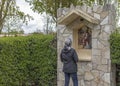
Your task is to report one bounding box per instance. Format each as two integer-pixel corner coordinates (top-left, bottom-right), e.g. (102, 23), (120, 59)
(0, 34), (57, 86)
(110, 32), (120, 64)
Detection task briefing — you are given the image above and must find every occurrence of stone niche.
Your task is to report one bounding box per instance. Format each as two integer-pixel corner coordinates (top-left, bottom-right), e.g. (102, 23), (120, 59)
(58, 8), (99, 61)
(57, 4), (116, 86)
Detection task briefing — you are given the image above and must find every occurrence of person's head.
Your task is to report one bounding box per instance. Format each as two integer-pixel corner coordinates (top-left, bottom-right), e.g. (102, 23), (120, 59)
(64, 38), (72, 47)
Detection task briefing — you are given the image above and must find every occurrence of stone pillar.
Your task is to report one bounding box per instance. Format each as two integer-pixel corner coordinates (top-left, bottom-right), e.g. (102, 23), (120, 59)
(57, 4), (116, 86)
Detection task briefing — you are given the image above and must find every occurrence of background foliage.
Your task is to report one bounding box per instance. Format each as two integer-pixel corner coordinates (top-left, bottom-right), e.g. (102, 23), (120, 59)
(0, 0), (33, 33)
(110, 31), (120, 64)
(0, 34), (57, 86)
(25, 0), (115, 20)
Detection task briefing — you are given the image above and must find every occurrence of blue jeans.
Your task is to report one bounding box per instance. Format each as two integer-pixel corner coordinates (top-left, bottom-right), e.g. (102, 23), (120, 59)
(64, 72), (78, 86)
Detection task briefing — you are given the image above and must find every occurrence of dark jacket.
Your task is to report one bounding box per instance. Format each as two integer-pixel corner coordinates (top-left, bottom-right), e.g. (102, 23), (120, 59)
(60, 47), (78, 73)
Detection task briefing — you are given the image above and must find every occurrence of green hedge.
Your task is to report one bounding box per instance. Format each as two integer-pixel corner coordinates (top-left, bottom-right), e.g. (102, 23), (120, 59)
(0, 34), (57, 86)
(110, 32), (120, 64)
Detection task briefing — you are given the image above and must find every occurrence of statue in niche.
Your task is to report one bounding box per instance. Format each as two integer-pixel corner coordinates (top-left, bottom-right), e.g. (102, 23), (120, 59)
(78, 26), (92, 49)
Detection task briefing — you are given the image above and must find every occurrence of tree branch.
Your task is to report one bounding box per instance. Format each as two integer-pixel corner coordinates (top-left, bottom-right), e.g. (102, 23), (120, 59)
(2, 0), (11, 21)
(0, 0), (5, 19)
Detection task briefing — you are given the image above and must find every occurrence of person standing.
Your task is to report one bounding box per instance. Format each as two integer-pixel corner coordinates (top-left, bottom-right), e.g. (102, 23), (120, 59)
(60, 38), (79, 86)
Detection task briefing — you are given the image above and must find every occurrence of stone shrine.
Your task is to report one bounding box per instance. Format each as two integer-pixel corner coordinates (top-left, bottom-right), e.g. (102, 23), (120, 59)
(57, 4), (116, 86)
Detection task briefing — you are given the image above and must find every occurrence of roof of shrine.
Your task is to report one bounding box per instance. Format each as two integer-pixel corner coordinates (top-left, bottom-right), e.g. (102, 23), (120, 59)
(57, 9), (99, 25)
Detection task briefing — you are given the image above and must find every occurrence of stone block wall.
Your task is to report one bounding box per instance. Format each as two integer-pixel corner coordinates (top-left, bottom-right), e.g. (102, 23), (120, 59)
(57, 4), (116, 86)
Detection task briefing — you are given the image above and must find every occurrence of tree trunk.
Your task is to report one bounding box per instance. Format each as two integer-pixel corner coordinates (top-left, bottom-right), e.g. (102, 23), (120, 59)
(0, 22), (3, 34)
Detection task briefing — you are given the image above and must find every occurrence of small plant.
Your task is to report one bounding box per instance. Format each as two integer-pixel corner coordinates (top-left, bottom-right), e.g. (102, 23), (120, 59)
(110, 31), (120, 64)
